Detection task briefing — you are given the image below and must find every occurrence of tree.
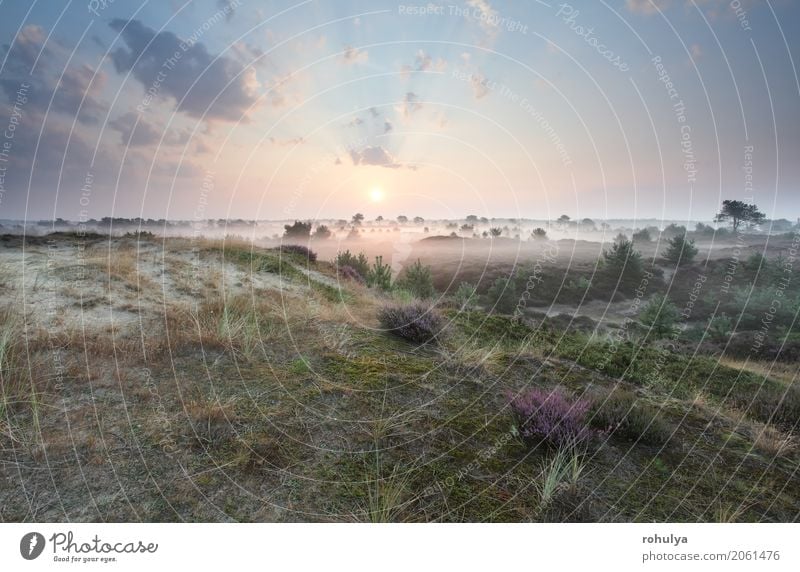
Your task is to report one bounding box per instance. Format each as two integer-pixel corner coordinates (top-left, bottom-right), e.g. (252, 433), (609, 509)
(284, 220), (312, 239)
(312, 224), (332, 239)
(557, 214), (570, 224)
(639, 294), (680, 338)
(413, 216), (425, 224)
(375, 215), (384, 222)
(465, 215), (478, 223)
(397, 215), (409, 224)
(366, 256), (392, 290)
(715, 200), (765, 231)
(531, 227), (547, 241)
(632, 228), (651, 242)
(352, 213), (365, 226)
(485, 276), (518, 314)
(663, 234), (698, 266)
(601, 234), (645, 291)
(581, 218), (596, 230)
(489, 227), (502, 238)
(396, 259), (435, 299)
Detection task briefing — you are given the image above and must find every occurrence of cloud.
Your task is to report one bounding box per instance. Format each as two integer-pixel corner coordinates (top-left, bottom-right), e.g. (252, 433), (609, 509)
(341, 45), (368, 65)
(396, 92), (423, 118)
(383, 120), (393, 133)
(625, 0), (670, 14)
(268, 136), (305, 146)
(369, 107), (380, 118)
(470, 73), (491, 99)
(108, 19), (260, 121)
(467, 0), (500, 44)
(0, 27), (107, 125)
(349, 146), (408, 169)
(347, 117), (364, 127)
(109, 111), (189, 147)
(1, 25), (49, 73)
(400, 50), (447, 79)
(690, 43), (703, 61)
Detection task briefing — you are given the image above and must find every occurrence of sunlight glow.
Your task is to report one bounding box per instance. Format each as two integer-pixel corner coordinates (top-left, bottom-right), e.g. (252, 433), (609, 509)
(369, 187), (384, 202)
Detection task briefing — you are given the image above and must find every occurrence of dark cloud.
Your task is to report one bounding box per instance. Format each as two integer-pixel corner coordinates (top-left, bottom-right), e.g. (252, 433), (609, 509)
(109, 111), (190, 147)
(1, 27), (107, 124)
(108, 19), (260, 121)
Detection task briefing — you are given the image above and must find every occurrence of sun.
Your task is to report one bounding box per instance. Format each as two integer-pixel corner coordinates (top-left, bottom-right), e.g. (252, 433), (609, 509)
(369, 187), (384, 202)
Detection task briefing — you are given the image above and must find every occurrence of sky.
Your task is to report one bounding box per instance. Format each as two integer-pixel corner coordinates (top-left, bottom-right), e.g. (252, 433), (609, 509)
(0, 0), (798, 223)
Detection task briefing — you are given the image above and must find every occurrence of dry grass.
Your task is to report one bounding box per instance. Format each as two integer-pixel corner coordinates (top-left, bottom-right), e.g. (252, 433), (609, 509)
(718, 356), (798, 386)
(85, 245), (155, 293)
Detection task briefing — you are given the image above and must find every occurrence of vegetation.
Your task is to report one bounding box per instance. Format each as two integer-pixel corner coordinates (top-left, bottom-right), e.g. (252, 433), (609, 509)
(378, 303), (442, 343)
(335, 250), (370, 277)
(366, 256), (393, 291)
(509, 387), (596, 449)
(395, 259), (435, 299)
(663, 234), (698, 266)
(283, 220), (312, 239)
(485, 276), (518, 314)
(638, 294), (681, 338)
(715, 200), (766, 231)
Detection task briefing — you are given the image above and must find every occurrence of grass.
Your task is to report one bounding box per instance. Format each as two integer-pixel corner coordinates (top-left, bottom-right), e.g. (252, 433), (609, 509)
(2, 233), (800, 523)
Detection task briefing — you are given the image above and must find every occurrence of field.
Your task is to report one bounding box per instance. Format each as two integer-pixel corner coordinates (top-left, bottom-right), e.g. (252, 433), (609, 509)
(0, 230), (798, 522)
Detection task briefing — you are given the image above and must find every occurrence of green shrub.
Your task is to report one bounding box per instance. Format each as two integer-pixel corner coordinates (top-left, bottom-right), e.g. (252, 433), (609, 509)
(396, 259), (435, 299)
(663, 234), (698, 266)
(639, 294), (680, 338)
(336, 250), (369, 277)
(485, 276), (518, 314)
(590, 389), (672, 446)
(366, 256), (392, 291)
(453, 282), (478, 310)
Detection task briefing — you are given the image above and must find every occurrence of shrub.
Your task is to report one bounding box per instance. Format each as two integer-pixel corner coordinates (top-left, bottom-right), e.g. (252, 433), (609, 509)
(531, 228), (548, 241)
(509, 387), (595, 449)
(378, 303), (443, 344)
(283, 220), (312, 239)
(639, 294), (680, 338)
(336, 250), (369, 277)
(590, 389), (672, 446)
(599, 234), (645, 293)
(366, 256), (392, 291)
(708, 313), (733, 341)
(312, 225), (332, 239)
(663, 234), (698, 266)
(396, 259), (435, 299)
(278, 244), (317, 262)
(453, 282), (478, 310)
(485, 276), (518, 314)
(632, 228), (651, 242)
(338, 265), (365, 284)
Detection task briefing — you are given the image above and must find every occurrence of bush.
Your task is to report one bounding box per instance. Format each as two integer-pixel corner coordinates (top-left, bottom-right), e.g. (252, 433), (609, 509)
(312, 225), (332, 239)
(531, 228), (548, 241)
(663, 234), (698, 266)
(590, 389), (672, 446)
(632, 228), (651, 242)
(336, 250), (369, 277)
(639, 294), (680, 338)
(486, 276), (518, 314)
(378, 303), (443, 344)
(338, 265), (365, 284)
(453, 282), (478, 310)
(278, 244), (317, 262)
(396, 259), (435, 299)
(509, 387), (595, 449)
(366, 256), (393, 291)
(283, 220), (312, 239)
(599, 234), (645, 294)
